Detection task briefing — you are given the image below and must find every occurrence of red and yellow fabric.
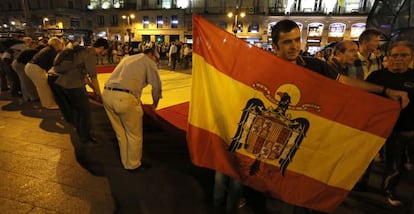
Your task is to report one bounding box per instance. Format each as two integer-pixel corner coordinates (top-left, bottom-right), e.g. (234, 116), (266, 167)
(188, 14), (400, 212)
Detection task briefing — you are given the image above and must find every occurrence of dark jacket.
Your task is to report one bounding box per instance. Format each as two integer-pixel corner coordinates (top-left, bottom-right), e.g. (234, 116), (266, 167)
(30, 45), (58, 71)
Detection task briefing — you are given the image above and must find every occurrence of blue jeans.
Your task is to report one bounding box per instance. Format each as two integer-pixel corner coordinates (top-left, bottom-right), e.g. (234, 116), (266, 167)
(213, 171), (243, 213)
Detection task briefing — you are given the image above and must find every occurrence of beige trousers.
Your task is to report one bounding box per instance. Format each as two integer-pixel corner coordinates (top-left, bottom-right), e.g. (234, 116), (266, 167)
(24, 63), (58, 109)
(102, 89), (143, 170)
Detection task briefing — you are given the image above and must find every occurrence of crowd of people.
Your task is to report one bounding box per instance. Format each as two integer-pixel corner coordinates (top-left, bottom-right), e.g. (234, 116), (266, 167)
(0, 19), (413, 213)
(96, 40), (192, 69)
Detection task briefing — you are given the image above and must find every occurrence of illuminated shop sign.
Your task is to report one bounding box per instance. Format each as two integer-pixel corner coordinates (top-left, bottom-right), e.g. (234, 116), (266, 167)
(350, 23), (366, 39)
(328, 23), (346, 37)
(307, 22), (324, 37)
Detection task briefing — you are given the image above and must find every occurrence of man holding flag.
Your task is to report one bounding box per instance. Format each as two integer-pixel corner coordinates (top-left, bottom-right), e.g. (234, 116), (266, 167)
(266, 19), (409, 212)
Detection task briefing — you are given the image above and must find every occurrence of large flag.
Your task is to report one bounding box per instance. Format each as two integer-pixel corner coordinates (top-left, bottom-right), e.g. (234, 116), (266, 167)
(188, 14), (401, 212)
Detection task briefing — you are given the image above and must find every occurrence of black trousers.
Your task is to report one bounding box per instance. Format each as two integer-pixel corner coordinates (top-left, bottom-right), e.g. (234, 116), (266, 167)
(48, 75), (74, 124)
(62, 86), (92, 143)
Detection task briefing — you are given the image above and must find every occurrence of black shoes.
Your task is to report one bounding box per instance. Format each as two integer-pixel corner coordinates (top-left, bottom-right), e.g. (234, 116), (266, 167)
(126, 162), (152, 173)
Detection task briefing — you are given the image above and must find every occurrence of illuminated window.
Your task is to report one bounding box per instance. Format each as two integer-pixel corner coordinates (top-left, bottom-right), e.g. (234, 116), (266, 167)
(143, 16), (149, 29)
(156, 16), (163, 28)
(162, 0), (171, 8)
(248, 23), (259, 33)
(177, 0), (189, 8)
(344, 0), (361, 13)
(171, 15), (178, 28)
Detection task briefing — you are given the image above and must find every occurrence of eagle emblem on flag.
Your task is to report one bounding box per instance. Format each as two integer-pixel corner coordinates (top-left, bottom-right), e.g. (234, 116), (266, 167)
(229, 83), (320, 175)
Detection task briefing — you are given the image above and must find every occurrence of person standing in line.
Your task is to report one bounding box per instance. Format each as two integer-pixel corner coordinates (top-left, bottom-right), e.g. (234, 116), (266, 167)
(267, 19), (409, 213)
(348, 29), (384, 80)
(54, 38), (108, 146)
(327, 40), (359, 76)
(365, 41), (414, 207)
(169, 41), (178, 70)
(24, 37), (63, 109)
(102, 45), (162, 172)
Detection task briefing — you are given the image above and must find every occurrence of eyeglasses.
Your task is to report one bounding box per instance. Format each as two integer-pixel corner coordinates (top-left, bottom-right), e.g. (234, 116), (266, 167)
(389, 53), (412, 59)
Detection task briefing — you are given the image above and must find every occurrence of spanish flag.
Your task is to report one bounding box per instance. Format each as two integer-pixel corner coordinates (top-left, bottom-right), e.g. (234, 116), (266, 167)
(187, 15), (401, 212)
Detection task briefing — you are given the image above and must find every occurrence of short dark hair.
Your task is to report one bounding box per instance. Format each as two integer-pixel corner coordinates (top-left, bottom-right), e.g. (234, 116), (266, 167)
(93, 38), (109, 49)
(358, 29), (383, 44)
(271, 20), (299, 46)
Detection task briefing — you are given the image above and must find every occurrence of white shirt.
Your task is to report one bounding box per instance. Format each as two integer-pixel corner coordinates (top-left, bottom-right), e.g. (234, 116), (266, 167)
(105, 53), (162, 101)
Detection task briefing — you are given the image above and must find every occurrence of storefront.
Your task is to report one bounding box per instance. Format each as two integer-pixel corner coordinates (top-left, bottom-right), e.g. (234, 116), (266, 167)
(306, 22), (324, 54)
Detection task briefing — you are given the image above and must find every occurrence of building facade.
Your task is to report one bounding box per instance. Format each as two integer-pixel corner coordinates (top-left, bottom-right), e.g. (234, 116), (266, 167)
(0, 0), (376, 52)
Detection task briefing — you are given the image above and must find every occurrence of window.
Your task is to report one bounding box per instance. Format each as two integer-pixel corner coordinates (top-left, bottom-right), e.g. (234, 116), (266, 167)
(162, 0), (171, 8)
(68, 0), (74, 9)
(170, 35), (179, 42)
(143, 16), (149, 29)
(98, 15), (105, 27)
(142, 35), (151, 42)
(300, 0), (315, 12)
(344, 0), (361, 13)
(111, 15), (118, 26)
(156, 16), (163, 28)
(248, 23), (259, 33)
(171, 15), (178, 28)
(71, 18), (80, 28)
(113, 0), (124, 8)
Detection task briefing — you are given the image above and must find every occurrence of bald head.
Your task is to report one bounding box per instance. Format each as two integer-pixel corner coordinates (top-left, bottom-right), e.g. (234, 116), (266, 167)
(332, 40), (358, 67)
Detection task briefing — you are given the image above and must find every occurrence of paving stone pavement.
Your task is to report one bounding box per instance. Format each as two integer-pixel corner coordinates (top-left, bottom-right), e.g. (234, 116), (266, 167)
(0, 95), (114, 213)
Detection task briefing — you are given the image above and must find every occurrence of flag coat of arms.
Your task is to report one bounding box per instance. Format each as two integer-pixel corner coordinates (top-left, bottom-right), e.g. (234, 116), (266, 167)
(187, 14), (400, 212)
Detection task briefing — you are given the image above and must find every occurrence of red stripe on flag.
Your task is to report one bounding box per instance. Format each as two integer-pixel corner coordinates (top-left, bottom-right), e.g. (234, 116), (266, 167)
(156, 102), (189, 131)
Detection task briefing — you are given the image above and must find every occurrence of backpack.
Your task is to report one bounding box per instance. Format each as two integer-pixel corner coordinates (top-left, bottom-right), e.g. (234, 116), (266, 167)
(53, 46), (85, 74)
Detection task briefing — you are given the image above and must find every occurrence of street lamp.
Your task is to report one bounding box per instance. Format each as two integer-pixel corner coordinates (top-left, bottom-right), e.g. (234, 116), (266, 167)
(228, 6), (246, 35)
(122, 14), (135, 25)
